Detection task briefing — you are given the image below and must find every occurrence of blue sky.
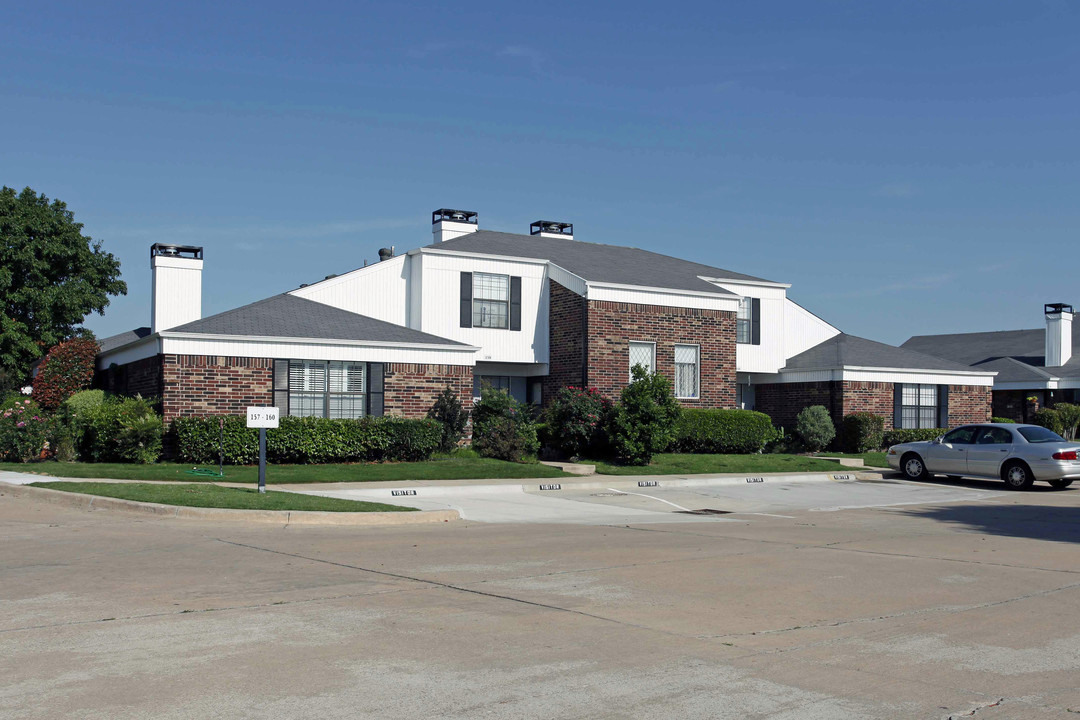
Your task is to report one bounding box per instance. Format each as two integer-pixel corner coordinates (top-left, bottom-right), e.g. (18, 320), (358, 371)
(3, 1), (1077, 345)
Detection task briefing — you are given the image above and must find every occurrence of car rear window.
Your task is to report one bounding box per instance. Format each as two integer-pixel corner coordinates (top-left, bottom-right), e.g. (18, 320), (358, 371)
(1018, 426), (1065, 443)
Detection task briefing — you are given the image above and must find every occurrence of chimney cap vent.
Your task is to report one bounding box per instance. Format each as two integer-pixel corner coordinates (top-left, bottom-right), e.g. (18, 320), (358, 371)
(432, 208), (478, 225)
(530, 220), (573, 236)
(151, 244), (203, 260)
(1045, 303), (1074, 315)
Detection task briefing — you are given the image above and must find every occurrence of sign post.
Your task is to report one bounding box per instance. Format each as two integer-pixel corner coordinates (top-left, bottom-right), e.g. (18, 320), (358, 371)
(246, 407), (279, 494)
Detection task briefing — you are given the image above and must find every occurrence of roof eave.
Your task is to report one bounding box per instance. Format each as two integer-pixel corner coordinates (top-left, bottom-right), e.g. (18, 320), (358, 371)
(158, 331), (478, 352)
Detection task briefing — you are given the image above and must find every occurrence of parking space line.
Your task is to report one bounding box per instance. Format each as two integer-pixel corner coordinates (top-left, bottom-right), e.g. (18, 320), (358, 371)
(608, 488), (693, 512)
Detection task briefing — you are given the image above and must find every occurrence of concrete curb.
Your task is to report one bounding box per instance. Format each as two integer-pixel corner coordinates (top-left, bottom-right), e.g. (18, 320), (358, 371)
(0, 483), (460, 526)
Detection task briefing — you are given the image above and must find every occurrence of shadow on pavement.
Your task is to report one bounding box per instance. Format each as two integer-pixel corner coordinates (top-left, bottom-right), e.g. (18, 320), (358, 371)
(899, 499), (1080, 544)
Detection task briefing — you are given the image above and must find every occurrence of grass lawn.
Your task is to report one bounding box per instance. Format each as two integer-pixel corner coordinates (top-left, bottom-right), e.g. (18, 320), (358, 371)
(814, 452), (889, 468)
(589, 453), (862, 476)
(30, 482), (414, 512)
(0, 456), (568, 484)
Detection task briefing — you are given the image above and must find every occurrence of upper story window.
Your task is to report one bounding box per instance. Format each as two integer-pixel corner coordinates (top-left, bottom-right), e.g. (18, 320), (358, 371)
(674, 344), (699, 399)
(460, 272), (522, 330)
(629, 341), (656, 380)
(736, 297), (760, 345)
(473, 272), (509, 328)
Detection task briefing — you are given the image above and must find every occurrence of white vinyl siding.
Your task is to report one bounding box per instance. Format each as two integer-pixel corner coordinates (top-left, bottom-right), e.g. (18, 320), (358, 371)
(628, 341), (656, 379)
(472, 272), (509, 329)
(288, 360), (366, 419)
(900, 383), (938, 429)
(674, 344), (700, 399)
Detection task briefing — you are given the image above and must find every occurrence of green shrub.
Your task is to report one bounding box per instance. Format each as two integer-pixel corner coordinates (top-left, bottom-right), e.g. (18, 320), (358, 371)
(882, 428), (947, 446)
(81, 396), (163, 464)
(1052, 403), (1080, 440)
(840, 412), (885, 453)
(673, 408), (779, 454)
(794, 406), (835, 453)
(1032, 408), (1065, 437)
(0, 396), (50, 462)
(64, 389), (106, 417)
(609, 365), (682, 466)
(427, 385), (468, 453)
(471, 389), (539, 462)
(542, 386), (614, 458)
(990, 416), (1016, 424)
(31, 338), (99, 410)
(172, 415), (441, 464)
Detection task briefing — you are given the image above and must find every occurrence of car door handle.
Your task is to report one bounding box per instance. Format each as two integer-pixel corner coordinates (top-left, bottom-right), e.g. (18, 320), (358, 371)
(1000, 449), (1008, 452)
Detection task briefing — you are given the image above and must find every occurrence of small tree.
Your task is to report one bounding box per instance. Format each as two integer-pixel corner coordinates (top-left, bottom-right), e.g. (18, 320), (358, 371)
(471, 388), (539, 462)
(1032, 407), (1065, 437)
(795, 405), (835, 452)
(31, 338), (100, 410)
(542, 386), (613, 459)
(427, 385), (468, 453)
(1052, 403), (1080, 441)
(840, 412), (885, 453)
(609, 364), (682, 466)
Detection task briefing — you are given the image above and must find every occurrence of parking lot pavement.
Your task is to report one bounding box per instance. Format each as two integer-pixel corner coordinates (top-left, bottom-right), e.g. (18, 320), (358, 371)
(289, 475), (1006, 524)
(3, 480), (1078, 719)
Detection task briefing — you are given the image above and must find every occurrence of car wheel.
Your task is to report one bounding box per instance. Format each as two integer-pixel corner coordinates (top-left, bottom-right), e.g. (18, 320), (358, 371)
(901, 453), (928, 481)
(1049, 479), (1073, 490)
(1002, 461), (1034, 490)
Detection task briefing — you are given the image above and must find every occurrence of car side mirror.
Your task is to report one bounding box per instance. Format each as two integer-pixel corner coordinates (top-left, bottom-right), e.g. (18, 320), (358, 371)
(933, 436), (944, 445)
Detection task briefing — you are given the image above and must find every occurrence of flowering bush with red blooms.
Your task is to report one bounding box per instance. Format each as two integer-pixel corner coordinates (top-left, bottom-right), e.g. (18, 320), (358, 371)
(0, 396), (51, 462)
(542, 386), (614, 459)
(32, 338), (100, 410)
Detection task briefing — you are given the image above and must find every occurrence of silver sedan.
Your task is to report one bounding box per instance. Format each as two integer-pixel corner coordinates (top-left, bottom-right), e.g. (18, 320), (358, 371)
(887, 423), (1080, 490)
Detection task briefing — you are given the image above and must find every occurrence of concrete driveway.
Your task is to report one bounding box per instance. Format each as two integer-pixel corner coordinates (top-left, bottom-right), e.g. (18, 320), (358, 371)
(3, 477), (1079, 718)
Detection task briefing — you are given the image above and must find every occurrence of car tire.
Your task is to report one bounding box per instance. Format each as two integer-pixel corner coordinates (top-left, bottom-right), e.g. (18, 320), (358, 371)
(1049, 479), (1073, 490)
(901, 453), (928, 481)
(1002, 461), (1035, 490)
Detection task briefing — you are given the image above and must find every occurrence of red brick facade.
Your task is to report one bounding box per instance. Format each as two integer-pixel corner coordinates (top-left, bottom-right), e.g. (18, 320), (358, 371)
(162, 355), (273, 423)
(543, 280), (587, 401)
(383, 363), (474, 418)
(755, 380), (992, 432)
(98, 355), (164, 399)
(576, 296), (737, 408)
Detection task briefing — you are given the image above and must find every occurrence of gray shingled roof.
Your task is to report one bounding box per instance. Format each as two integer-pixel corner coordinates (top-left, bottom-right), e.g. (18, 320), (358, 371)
(98, 327), (151, 354)
(425, 230), (773, 294)
(971, 357), (1056, 383)
(167, 294), (468, 346)
(902, 324), (1080, 379)
(784, 333), (989, 373)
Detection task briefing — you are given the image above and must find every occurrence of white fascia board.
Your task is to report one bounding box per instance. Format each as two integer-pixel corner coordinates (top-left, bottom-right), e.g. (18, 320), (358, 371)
(97, 335), (162, 369)
(700, 276), (791, 289)
(547, 263), (588, 296)
(288, 254), (406, 295)
(995, 380), (1060, 390)
(159, 331), (478, 353)
(413, 247), (550, 267)
(750, 366), (997, 387)
(586, 280), (737, 300)
(474, 362), (550, 377)
(842, 364), (996, 378)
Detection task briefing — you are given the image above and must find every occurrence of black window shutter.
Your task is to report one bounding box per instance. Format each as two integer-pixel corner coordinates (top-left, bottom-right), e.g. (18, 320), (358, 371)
(273, 359), (289, 416)
(367, 363), (385, 417)
(937, 385), (950, 428)
(751, 298), (761, 345)
(510, 276), (522, 331)
(460, 272), (472, 328)
(893, 384), (903, 429)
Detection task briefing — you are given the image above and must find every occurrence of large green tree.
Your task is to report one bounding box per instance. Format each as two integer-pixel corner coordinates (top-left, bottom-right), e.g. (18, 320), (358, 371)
(0, 187), (126, 389)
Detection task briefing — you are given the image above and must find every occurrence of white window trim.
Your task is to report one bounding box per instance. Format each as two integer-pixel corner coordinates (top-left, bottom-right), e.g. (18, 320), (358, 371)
(674, 343), (701, 399)
(628, 340), (657, 381)
(472, 272), (510, 329)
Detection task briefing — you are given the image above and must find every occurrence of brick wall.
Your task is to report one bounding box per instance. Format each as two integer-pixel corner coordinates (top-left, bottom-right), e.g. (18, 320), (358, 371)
(755, 381), (839, 430)
(992, 390), (1026, 423)
(585, 300), (737, 408)
(840, 381), (895, 429)
(96, 355), (164, 398)
(543, 279), (586, 402)
(948, 385), (992, 425)
(383, 363), (474, 419)
(162, 354), (273, 423)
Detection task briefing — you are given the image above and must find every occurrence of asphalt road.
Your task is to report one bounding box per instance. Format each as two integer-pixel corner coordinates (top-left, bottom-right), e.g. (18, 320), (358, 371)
(2, 478), (1079, 719)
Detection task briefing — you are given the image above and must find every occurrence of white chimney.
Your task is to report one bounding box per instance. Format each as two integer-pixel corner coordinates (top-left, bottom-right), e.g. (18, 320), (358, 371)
(1045, 303), (1073, 367)
(432, 208), (478, 242)
(151, 244), (203, 333)
(530, 220), (574, 240)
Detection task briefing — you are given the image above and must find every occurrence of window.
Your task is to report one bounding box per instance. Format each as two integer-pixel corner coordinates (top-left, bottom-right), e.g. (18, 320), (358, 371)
(628, 341), (655, 379)
(942, 426), (978, 444)
(976, 427), (1013, 445)
(474, 375), (511, 397)
(899, 383), (938, 429)
(674, 344), (699, 398)
(736, 298), (752, 344)
(1018, 426), (1065, 443)
(472, 272), (509, 329)
(285, 360), (370, 419)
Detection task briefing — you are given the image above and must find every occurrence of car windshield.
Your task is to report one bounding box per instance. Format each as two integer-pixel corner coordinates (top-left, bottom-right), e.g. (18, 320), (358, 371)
(1017, 426), (1065, 444)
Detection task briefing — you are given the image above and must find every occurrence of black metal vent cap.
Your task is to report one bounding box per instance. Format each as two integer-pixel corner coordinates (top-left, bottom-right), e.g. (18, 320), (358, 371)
(432, 209), (478, 225)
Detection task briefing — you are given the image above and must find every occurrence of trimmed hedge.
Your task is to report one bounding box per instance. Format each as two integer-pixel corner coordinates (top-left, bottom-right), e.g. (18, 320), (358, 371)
(81, 396), (163, 464)
(840, 412), (885, 453)
(172, 415), (442, 465)
(1031, 408), (1065, 437)
(672, 408), (779, 454)
(882, 428), (946, 446)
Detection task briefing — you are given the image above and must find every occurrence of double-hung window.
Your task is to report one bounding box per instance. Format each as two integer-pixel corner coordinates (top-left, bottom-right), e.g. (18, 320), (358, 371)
(472, 272), (510, 329)
(674, 344), (700, 399)
(283, 360), (372, 419)
(628, 341), (656, 380)
(736, 297), (761, 345)
(899, 383), (938, 429)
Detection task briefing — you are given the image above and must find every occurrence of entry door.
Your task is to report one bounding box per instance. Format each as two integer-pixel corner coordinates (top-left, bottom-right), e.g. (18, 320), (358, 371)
(966, 427), (1013, 477)
(924, 426), (977, 474)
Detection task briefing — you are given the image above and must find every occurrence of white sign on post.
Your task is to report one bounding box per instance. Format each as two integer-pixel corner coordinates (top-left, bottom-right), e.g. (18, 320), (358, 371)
(246, 407), (280, 429)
